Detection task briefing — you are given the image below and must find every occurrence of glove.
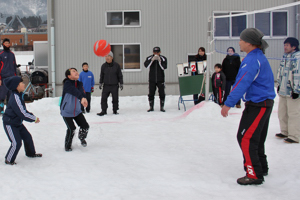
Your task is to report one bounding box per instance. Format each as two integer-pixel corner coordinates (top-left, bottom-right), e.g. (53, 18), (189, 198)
(99, 83), (103, 90)
(120, 84), (123, 90)
(157, 56), (161, 62)
(91, 87), (94, 93)
(151, 56), (156, 61)
(17, 64), (21, 68)
(292, 92), (299, 99)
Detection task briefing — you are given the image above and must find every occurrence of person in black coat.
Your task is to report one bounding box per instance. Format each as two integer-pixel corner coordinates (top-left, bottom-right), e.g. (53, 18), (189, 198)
(211, 64), (226, 105)
(144, 47), (167, 112)
(222, 47), (241, 108)
(98, 51), (123, 116)
(0, 38), (18, 114)
(190, 47), (207, 105)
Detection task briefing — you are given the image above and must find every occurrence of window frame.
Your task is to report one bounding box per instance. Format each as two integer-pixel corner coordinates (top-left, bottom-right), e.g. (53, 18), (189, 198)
(105, 10), (141, 28)
(213, 11), (248, 40)
(110, 43), (142, 72)
(254, 10), (288, 39)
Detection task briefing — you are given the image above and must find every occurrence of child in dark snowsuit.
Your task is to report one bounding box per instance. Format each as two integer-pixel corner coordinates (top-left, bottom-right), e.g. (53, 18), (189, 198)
(2, 76), (42, 165)
(212, 64), (226, 105)
(60, 68), (89, 151)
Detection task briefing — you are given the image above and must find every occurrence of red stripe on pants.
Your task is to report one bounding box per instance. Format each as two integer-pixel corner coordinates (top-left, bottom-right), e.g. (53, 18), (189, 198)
(241, 107), (266, 179)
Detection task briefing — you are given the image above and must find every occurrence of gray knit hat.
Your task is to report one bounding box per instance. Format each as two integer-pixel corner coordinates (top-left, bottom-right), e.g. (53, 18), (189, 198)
(240, 28), (269, 53)
(107, 51), (113, 58)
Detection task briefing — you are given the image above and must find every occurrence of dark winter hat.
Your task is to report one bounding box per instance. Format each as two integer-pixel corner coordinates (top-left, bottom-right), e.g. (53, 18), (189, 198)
(3, 76), (22, 91)
(153, 47), (160, 52)
(2, 38), (10, 44)
(227, 47), (235, 53)
(284, 37), (299, 51)
(240, 28), (269, 53)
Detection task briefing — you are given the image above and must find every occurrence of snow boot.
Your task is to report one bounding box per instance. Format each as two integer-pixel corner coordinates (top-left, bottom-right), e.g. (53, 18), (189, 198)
(147, 101), (154, 112)
(113, 110), (119, 115)
(78, 128), (88, 147)
(0, 101), (4, 114)
(160, 100), (165, 112)
(65, 130), (75, 151)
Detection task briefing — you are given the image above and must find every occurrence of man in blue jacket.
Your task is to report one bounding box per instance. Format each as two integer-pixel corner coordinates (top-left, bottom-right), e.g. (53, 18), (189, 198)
(79, 62), (95, 113)
(0, 38), (18, 114)
(221, 28), (276, 185)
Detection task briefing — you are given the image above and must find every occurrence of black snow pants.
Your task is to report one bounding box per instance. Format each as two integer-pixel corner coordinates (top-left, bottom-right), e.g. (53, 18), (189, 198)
(237, 99), (274, 179)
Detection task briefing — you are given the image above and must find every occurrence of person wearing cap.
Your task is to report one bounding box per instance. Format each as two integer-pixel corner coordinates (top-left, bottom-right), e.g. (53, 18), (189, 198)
(0, 38), (18, 114)
(144, 47), (167, 112)
(276, 37), (300, 144)
(97, 51), (123, 116)
(221, 28), (276, 185)
(2, 76), (42, 165)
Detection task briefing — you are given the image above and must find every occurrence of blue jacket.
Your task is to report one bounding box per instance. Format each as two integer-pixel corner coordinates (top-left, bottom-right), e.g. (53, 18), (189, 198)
(0, 50), (17, 80)
(79, 70), (95, 93)
(60, 79), (86, 117)
(225, 48), (276, 107)
(2, 92), (36, 126)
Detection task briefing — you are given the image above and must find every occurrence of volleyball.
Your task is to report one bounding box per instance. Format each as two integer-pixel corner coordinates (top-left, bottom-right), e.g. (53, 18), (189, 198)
(93, 40), (111, 57)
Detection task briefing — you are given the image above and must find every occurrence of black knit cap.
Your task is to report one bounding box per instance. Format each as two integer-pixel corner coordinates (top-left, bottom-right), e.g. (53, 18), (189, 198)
(3, 76), (22, 91)
(284, 37), (299, 51)
(2, 38), (10, 44)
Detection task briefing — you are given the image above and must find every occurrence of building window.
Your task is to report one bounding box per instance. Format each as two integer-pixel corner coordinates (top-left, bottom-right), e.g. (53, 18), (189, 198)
(255, 11), (288, 37)
(20, 38), (23, 44)
(106, 11), (141, 27)
(214, 11), (247, 38)
(110, 44), (141, 70)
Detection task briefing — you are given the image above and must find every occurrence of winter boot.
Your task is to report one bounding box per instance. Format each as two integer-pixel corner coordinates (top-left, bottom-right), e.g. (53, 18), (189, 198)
(78, 128), (88, 147)
(65, 130), (75, 151)
(147, 101), (154, 112)
(113, 110), (119, 115)
(0, 101), (4, 114)
(160, 100), (165, 112)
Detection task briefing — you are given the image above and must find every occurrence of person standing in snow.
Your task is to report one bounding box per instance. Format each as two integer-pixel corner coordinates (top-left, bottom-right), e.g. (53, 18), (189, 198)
(221, 28), (275, 185)
(222, 47), (241, 108)
(144, 47), (167, 112)
(60, 68), (89, 151)
(0, 38), (18, 114)
(2, 76), (42, 165)
(190, 47), (207, 105)
(211, 63), (226, 105)
(79, 62), (95, 113)
(97, 51), (123, 116)
(275, 37), (300, 143)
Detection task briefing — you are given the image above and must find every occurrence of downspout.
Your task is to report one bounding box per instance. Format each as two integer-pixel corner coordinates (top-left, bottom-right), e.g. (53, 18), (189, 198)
(296, 0), (299, 38)
(50, 0), (56, 97)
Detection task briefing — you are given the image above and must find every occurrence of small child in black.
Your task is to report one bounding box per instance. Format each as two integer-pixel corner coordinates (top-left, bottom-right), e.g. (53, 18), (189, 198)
(211, 63), (226, 105)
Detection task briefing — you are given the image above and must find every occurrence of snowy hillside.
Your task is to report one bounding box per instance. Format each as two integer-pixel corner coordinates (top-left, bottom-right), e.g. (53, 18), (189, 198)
(0, 0), (47, 20)
(0, 95), (299, 200)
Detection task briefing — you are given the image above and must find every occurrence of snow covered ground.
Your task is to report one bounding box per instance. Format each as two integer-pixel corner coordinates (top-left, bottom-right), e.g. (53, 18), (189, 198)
(0, 95), (299, 200)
